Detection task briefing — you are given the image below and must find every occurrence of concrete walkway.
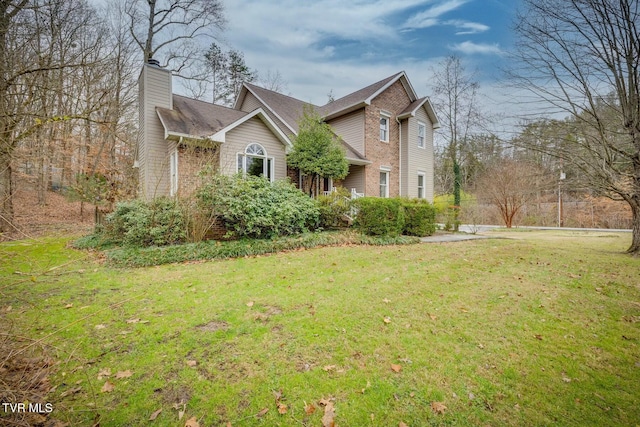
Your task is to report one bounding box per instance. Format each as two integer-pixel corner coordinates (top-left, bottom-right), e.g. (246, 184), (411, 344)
(420, 232), (498, 243)
(421, 224), (632, 243)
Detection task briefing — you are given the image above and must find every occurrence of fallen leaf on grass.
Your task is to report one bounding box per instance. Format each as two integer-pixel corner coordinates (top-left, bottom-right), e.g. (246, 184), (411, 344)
(431, 401), (447, 414)
(64, 304), (73, 309)
(383, 298), (391, 303)
(115, 370), (133, 379)
(304, 402), (316, 415)
(149, 408), (162, 421)
(534, 334), (543, 340)
(186, 360), (197, 367)
(246, 301), (254, 307)
(184, 416), (199, 427)
(391, 364), (402, 373)
(100, 381), (115, 393)
(173, 403), (187, 420)
(320, 400), (336, 427)
(429, 314), (437, 320)
(126, 318), (140, 324)
(277, 403), (288, 414)
(383, 316), (391, 324)
(256, 407), (269, 418)
(399, 422), (409, 427)
(97, 368), (111, 380)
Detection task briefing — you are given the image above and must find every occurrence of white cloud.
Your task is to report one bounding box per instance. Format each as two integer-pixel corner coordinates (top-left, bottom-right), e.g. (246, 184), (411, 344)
(450, 41), (504, 55)
(403, 0), (469, 29)
(445, 20), (490, 35)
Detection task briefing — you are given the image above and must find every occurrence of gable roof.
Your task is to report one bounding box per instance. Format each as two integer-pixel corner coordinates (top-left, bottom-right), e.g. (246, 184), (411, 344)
(398, 97), (440, 129)
(157, 95), (247, 140)
(235, 71), (428, 134)
(210, 107), (292, 148)
(235, 83), (314, 135)
(157, 95), (291, 147)
(320, 71), (420, 120)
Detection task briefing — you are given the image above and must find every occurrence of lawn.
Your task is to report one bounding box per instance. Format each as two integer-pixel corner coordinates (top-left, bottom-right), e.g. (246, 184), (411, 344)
(1, 230), (639, 426)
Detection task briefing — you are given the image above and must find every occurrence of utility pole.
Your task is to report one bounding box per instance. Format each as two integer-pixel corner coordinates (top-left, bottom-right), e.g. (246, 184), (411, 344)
(558, 171), (565, 227)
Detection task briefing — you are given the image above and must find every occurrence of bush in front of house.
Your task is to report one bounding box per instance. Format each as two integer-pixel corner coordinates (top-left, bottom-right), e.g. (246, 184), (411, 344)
(353, 197), (405, 236)
(316, 187), (353, 229)
(197, 174), (320, 239)
(401, 199), (436, 236)
(102, 197), (186, 247)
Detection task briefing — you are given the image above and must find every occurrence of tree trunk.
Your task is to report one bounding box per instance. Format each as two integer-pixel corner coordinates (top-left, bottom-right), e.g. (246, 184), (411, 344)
(628, 197), (640, 255)
(0, 152), (14, 233)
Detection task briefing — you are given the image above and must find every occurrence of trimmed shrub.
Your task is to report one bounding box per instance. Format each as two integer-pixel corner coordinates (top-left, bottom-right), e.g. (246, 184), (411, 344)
(353, 197), (405, 236)
(316, 187), (353, 229)
(102, 198), (186, 247)
(402, 199), (436, 236)
(197, 175), (320, 239)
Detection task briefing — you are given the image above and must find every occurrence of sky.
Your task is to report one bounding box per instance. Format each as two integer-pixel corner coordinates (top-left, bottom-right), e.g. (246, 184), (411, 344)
(220, 0), (523, 113)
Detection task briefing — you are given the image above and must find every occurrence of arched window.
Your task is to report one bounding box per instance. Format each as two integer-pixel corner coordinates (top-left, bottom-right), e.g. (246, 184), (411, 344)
(237, 143), (274, 181)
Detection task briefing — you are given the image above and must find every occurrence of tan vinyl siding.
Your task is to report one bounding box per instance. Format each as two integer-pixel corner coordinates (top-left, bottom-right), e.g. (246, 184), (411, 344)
(327, 109), (365, 155)
(342, 165), (365, 194)
(405, 108), (434, 201)
(400, 119), (409, 196)
(219, 116), (287, 179)
(239, 92), (292, 137)
(138, 64), (172, 199)
(239, 91), (262, 113)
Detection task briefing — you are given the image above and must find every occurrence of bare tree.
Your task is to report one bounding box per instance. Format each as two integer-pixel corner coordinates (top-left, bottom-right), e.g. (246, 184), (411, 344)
(125, 0), (225, 74)
(258, 69), (288, 93)
(477, 159), (547, 228)
(431, 55), (483, 230)
(511, 0), (640, 254)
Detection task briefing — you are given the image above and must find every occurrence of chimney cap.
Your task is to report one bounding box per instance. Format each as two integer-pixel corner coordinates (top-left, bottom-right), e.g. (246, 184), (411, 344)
(147, 58), (160, 67)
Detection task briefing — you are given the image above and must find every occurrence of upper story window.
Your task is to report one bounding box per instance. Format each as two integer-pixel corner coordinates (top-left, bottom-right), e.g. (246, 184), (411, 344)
(237, 143), (274, 181)
(380, 113), (390, 142)
(418, 122), (426, 148)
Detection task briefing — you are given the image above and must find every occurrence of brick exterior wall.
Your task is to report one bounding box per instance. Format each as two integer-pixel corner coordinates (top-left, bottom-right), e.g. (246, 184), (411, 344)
(363, 80), (412, 198)
(204, 216), (232, 241)
(286, 166), (299, 188)
(176, 145), (219, 197)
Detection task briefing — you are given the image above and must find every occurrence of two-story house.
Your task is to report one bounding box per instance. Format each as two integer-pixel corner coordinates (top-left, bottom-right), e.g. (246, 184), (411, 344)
(137, 60), (439, 201)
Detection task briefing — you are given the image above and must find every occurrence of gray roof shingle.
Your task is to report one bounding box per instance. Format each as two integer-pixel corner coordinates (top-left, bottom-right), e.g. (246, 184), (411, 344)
(157, 95), (248, 139)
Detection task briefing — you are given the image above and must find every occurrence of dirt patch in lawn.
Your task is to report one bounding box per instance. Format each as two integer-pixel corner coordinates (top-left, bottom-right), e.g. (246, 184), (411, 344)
(195, 320), (229, 332)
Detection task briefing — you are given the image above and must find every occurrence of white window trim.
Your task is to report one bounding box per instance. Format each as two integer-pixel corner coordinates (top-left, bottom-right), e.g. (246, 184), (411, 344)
(237, 143), (274, 182)
(417, 121), (426, 149)
(169, 148), (178, 196)
(380, 112), (390, 143)
(417, 171), (426, 199)
(379, 168), (390, 198)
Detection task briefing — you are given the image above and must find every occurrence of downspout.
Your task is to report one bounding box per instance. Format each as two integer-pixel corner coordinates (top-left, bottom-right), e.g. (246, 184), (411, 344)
(397, 117), (402, 197)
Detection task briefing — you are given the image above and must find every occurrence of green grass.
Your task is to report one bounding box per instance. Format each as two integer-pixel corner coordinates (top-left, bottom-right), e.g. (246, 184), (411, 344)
(1, 231), (639, 426)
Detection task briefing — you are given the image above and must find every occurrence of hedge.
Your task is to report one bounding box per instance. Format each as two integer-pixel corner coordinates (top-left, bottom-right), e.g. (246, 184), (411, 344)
(353, 197), (405, 236)
(402, 199), (436, 236)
